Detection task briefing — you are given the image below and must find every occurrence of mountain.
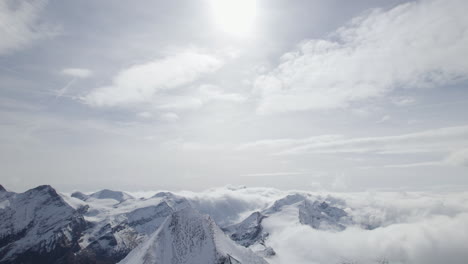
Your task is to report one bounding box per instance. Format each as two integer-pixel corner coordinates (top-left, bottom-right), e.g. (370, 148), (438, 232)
(119, 208), (268, 264)
(298, 199), (348, 230)
(223, 211), (267, 247)
(71, 191), (90, 201)
(222, 193), (350, 256)
(75, 191), (189, 263)
(0, 185), (353, 263)
(71, 189), (135, 203)
(262, 193), (349, 230)
(0, 185), (86, 264)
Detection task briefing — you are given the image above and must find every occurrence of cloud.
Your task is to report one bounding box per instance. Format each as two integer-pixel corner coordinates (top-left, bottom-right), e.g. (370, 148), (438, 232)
(154, 84), (246, 111)
(176, 186), (285, 225)
(241, 172), (308, 177)
(376, 115), (391, 124)
(277, 125), (468, 156)
(445, 149), (468, 167)
(392, 96), (416, 106)
(0, 0), (54, 55)
(237, 135), (344, 151)
(140, 187), (468, 264)
(198, 84), (246, 103)
(158, 112), (179, 122)
(61, 68), (93, 78)
(262, 191), (468, 264)
(254, 0), (468, 114)
(82, 51), (223, 107)
(267, 213), (468, 264)
(238, 125), (468, 168)
(136, 112), (152, 119)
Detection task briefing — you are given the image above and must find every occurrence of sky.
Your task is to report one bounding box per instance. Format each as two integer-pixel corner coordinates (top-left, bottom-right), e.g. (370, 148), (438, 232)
(1, 0), (468, 192)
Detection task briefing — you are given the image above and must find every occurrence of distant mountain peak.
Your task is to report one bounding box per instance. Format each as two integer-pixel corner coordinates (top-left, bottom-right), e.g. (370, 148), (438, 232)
(89, 189), (134, 202)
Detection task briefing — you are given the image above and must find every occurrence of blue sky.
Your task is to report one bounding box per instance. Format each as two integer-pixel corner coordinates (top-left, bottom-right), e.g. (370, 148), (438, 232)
(1, 0), (468, 192)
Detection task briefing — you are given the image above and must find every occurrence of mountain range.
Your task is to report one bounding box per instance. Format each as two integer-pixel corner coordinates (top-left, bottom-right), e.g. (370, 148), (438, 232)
(0, 184), (353, 264)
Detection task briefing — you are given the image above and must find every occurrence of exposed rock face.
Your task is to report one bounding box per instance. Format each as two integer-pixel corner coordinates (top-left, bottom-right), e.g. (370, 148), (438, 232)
(0, 185), (86, 264)
(298, 200), (348, 230)
(222, 193), (350, 257)
(262, 193), (349, 230)
(75, 194), (182, 263)
(223, 212), (268, 247)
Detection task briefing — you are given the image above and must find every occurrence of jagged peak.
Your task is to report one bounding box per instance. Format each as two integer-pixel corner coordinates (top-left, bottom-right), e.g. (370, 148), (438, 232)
(120, 207), (268, 264)
(30, 185), (60, 197)
(32, 184), (55, 191)
(0, 184), (6, 192)
(263, 193), (309, 214)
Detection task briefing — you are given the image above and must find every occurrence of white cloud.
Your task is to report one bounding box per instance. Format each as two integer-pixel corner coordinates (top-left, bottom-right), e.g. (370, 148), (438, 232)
(198, 84), (246, 103)
(158, 112), (179, 122)
(135, 111), (180, 122)
(136, 111), (152, 119)
(82, 51), (223, 107)
(392, 96), (416, 106)
(237, 135), (344, 151)
(267, 213), (468, 264)
(376, 115), (391, 124)
(254, 0), (468, 114)
(445, 148), (468, 167)
(262, 191), (468, 264)
(61, 68), (93, 78)
(241, 171), (308, 177)
(150, 84), (246, 112)
(0, 0), (54, 55)
(168, 187), (468, 264)
(238, 125), (468, 168)
(277, 125), (468, 156)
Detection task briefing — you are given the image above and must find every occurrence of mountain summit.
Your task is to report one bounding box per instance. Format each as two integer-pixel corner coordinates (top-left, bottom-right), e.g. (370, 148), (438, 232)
(119, 208), (268, 264)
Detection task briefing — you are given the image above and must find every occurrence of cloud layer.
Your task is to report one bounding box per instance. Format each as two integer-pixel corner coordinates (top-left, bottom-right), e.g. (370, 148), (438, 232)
(254, 0), (468, 114)
(163, 187), (468, 264)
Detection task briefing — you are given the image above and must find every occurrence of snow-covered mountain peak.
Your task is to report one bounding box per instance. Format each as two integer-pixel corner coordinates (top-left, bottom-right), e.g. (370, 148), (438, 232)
(298, 199), (349, 230)
(263, 193), (310, 215)
(0, 185), (6, 192)
(119, 208), (268, 264)
(89, 189), (134, 202)
(152, 191), (190, 210)
(152, 191), (176, 198)
(0, 185), (86, 263)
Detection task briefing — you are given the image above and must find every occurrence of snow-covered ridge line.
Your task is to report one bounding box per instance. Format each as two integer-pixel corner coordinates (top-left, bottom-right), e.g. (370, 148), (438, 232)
(2, 184), (468, 264)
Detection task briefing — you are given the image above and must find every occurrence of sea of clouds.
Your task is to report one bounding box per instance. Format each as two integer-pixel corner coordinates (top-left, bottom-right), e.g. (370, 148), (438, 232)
(137, 187), (468, 264)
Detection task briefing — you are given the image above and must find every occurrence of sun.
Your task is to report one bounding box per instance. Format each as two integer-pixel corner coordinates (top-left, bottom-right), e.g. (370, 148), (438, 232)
(211, 0), (257, 36)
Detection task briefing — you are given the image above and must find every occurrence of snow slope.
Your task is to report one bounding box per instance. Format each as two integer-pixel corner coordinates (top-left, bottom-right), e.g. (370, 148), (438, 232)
(119, 208), (268, 264)
(0, 185), (86, 264)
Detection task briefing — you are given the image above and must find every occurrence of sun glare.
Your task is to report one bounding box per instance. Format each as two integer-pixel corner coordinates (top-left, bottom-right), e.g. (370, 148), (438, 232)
(211, 0), (257, 35)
